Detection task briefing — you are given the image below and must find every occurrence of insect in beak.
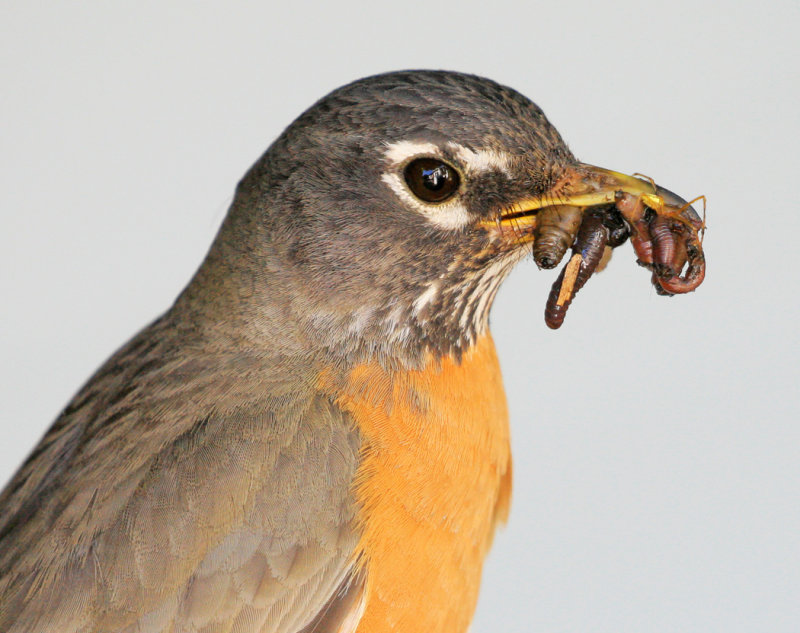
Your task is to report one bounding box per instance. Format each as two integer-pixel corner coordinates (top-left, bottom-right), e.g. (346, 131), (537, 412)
(485, 164), (707, 328)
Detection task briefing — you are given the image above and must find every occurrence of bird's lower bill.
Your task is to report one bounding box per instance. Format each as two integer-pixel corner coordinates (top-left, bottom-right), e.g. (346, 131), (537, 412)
(483, 163), (707, 329)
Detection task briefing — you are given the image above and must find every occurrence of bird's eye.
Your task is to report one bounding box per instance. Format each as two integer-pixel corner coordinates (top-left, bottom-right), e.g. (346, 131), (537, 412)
(404, 158), (460, 203)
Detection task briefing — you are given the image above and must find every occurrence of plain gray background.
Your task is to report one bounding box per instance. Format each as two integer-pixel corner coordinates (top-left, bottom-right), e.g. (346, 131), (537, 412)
(1, 2), (798, 632)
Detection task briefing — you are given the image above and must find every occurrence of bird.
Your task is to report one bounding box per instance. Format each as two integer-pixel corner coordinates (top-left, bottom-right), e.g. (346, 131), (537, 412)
(0, 70), (696, 633)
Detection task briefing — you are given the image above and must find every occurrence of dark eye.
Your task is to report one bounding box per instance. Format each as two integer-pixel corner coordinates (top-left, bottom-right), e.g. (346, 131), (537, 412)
(404, 158), (460, 203)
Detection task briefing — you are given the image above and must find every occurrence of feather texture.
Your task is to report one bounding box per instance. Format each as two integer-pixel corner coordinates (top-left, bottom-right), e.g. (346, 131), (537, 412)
(0, 316), (363, 633)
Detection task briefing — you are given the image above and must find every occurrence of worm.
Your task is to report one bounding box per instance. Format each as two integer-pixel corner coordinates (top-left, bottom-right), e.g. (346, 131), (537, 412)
(650, 214), (678, 278)
(648, 192), (707, 294)
(670, 234), (689, 280)
(532, 205), (583, 269)
(544, 210), (609, 329)
(656, 236), (706, 293)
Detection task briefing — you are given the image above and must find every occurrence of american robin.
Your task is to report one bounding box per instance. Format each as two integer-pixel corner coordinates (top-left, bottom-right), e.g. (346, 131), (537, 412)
(0, 70), (702, 632)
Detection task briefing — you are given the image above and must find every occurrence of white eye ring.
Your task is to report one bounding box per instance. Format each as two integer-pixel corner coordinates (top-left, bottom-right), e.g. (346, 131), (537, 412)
(446, 142), (513, 176)
(381, 141), (471, 230)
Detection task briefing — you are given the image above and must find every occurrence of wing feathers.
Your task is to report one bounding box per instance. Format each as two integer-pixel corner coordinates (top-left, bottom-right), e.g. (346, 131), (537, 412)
(0, 319), (364, 633)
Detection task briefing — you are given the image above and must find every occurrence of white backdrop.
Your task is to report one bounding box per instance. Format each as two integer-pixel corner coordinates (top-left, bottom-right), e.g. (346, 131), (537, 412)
(1, 2), (798, 632)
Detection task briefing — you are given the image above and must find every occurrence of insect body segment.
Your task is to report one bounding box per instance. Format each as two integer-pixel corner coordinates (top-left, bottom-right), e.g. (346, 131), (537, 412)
(533, 205), (583, 269)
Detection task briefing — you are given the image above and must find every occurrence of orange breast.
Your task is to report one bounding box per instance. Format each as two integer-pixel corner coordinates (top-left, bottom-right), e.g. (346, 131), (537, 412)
(326, 334), (512, 633)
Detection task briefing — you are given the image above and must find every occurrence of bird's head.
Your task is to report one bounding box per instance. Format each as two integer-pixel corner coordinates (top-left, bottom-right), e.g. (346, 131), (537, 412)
(179, 71), (690, 365)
